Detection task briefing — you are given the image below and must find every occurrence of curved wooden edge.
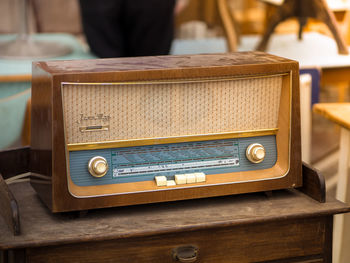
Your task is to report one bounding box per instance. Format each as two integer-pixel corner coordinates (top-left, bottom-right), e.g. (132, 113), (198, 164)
(0, 174), (21, 235)
(298, 162), (326, 203)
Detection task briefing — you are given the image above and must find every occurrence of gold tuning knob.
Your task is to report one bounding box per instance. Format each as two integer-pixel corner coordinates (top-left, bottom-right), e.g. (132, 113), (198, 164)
(88, 156), (108, 178)
(246, 143), (265, 164)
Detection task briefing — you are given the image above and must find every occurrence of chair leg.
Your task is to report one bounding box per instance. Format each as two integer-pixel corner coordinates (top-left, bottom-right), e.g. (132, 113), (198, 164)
(333, 128), (350, 263)
(315, 2), (349, 55)
(217, 0), (238, 52)
(256, 0), (295, 51)
(336, 82), (349, 103)
(336, 128), (350, 202)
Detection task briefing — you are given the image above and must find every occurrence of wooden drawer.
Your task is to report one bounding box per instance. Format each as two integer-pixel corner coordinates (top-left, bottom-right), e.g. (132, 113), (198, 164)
(26, 217), (328, 263)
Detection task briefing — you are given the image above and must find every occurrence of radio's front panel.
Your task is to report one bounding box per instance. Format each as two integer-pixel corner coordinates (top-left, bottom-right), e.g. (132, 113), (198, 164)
(61, 74), (290, 198)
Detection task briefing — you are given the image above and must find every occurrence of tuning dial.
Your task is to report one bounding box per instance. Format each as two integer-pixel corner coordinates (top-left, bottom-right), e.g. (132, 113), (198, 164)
(88, 156), (108, 178)
(246, 143), (265, 164)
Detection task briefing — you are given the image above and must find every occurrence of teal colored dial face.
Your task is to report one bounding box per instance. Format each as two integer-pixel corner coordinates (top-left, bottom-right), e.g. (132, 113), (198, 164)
(69, 136), (277, 187)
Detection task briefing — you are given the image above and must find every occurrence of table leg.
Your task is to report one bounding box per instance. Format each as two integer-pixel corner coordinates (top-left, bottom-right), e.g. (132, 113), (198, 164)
(217, 0), (238, 52)
(300, 74), (312, 164)
(325, 216), (334, 263)
(337, 82), (349, 103)
(333, 128), (350, 263)
(7, 249), (25, 263)
(0, 250), (6, 263)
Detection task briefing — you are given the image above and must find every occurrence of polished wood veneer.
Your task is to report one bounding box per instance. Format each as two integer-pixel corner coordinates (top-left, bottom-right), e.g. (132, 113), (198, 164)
(31, 52), (301, 212)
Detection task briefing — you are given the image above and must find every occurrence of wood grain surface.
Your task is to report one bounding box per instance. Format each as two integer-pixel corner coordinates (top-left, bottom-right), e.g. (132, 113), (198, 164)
(0, 182), (348, 250)
(35, 52), (294, 74)
(299, 163), (326, 203)
(0, 147), (30, 180)
(26, 217), (326, 263)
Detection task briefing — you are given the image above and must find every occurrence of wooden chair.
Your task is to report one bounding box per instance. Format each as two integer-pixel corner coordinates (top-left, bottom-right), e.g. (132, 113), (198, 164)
(313, 103), (350, 263)
(175, 0), (239, 51)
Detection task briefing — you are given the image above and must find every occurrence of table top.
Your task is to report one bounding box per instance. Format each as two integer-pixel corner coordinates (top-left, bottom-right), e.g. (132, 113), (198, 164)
(0, 33), (96, 79)
(0, 182), (348, 250)
(313, 103), (350, 129)
(171, 33), (350, 69)
(238, 32), (350, 69)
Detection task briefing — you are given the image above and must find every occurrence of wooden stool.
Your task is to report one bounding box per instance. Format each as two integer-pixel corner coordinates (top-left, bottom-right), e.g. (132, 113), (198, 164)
(313, 103), (350, 263)
(258, 0), (349, 55)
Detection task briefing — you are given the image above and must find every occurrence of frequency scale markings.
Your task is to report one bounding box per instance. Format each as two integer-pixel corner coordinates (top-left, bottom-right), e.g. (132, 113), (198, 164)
(113, 158), (239, 177)
(111, 139), (240, 178)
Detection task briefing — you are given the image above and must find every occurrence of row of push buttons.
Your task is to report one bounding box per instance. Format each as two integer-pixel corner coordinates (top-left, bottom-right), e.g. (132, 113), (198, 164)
(155, 172), (206, 187)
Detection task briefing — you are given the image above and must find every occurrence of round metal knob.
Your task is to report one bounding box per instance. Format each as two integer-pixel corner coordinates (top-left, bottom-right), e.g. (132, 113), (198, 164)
(172, 245), (198, 262)
(246, 143), (265, 164)
(88, 156), (108, 178)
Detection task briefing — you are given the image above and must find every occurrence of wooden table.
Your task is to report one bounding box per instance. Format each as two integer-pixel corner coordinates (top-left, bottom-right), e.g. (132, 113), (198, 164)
(314, 103), (350, 263)
(0, 179), (349, 263)
(238, 32), (350, 86)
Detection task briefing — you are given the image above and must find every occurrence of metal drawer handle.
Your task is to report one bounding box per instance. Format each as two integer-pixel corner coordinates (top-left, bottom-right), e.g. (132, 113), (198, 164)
(172, 245), (198, 262)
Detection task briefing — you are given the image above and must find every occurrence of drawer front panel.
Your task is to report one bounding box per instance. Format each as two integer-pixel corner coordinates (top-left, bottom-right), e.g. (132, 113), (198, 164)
(27, 217), (326, 263)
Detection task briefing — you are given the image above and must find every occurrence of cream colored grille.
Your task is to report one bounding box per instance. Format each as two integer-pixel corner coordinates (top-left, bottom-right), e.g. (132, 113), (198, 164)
(62, 76), (283, 144)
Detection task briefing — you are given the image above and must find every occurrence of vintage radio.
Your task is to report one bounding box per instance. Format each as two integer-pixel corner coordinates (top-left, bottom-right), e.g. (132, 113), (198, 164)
(31, 52), (301, 212)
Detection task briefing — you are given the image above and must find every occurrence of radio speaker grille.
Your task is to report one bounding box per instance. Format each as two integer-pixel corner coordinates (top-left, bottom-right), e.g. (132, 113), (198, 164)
(62, 76), (282, 144)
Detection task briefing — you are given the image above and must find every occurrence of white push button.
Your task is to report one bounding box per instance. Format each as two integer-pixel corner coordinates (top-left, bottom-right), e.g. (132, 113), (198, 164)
(186, 173), (196, 184)
(155, 176), (167, 186)
(195, 172), (206, 183)
(175, 174), (187, 184)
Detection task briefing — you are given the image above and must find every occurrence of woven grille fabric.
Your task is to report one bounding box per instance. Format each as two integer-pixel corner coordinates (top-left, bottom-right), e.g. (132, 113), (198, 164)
(63, 76), (282, 144)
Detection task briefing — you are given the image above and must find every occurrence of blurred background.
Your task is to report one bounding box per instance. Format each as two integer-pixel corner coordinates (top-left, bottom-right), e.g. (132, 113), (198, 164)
(2, 0), (349, 167)
(1, 0), (350, 261)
